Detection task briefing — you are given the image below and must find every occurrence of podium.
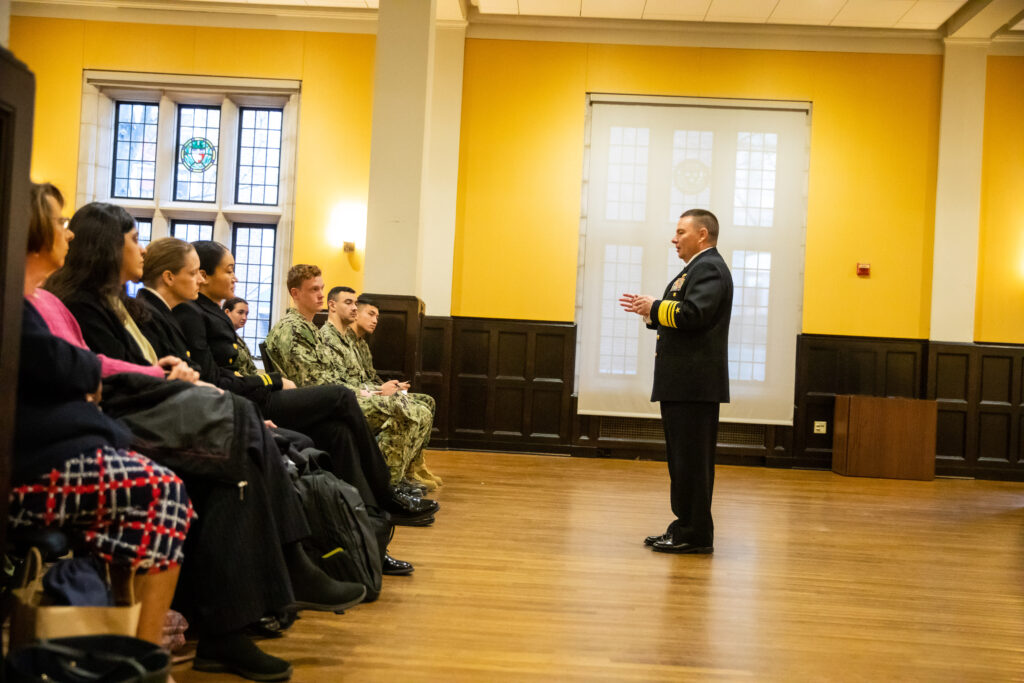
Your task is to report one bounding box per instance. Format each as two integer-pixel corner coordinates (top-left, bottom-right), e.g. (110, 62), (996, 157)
(832, 395), (937, 481)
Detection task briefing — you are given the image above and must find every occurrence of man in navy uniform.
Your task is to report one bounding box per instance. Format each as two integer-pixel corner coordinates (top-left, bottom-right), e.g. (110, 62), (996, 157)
(620, 208), (732, 554)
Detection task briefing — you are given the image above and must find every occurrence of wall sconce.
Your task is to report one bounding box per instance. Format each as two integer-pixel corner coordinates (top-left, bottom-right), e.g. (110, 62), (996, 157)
(327, 201), (367, 268)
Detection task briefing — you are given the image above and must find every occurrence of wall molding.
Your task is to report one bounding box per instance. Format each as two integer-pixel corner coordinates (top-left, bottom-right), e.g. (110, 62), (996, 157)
(465, 12), (947, 55)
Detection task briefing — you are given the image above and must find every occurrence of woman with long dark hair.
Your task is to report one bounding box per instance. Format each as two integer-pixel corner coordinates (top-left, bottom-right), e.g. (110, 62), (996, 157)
(47, 202), (367, 682)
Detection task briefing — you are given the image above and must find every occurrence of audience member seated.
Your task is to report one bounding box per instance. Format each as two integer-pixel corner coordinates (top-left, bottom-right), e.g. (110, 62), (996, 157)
(19, 183), (192, 647)
(265, 267), (432, 491)
(322, 289), (440, 491)
(174, 241), (438, 527)
(223, 297), (259, 375)
(44, 200), (367, 681)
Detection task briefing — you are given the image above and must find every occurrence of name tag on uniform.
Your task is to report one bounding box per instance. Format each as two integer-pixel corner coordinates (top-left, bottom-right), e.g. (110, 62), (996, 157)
(670, 274), (687, 292)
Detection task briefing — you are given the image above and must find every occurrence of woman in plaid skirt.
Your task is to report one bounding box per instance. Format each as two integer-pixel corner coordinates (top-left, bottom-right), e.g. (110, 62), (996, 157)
(17, 183), (193, 646)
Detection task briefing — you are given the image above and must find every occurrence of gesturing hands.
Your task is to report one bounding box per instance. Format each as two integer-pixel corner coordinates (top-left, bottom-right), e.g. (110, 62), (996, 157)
(619, 293), (654, 318)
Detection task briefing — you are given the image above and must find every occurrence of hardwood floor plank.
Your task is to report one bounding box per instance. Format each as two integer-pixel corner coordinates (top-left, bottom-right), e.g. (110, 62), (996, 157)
(175, 451), (1024, 681)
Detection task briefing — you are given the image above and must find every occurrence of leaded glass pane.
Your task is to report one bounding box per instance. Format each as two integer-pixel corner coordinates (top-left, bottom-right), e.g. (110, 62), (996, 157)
(112, 102), (159, 200)
(236, 107), (283, 206)
(232, 223), (277, 357)
(136, 219), (153, 247)
(171, 220), (214, 242)
(174, 105), (221, 203)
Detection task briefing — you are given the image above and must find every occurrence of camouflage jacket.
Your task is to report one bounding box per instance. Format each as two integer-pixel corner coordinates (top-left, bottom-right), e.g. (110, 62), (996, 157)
(234, 334), (258, 376)
(264, 307), (349, 388)
(318, 321), (369, 389)
(353, 336), (385, 385)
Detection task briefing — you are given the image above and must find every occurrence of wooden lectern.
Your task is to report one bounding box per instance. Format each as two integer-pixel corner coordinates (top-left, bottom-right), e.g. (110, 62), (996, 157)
(832, 395), (937, 481)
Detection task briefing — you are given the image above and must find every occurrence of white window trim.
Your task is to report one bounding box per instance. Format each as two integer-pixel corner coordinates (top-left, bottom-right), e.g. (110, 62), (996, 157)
(77, 70), (299, 331)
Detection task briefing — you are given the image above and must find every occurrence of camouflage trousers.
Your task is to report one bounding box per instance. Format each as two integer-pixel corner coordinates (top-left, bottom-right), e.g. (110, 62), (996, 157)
(359, 392), (435, 486)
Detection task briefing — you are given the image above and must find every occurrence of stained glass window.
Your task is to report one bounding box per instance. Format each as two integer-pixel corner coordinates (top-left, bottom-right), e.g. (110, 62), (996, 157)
(232, 224), (277, 356)
(174, 105), (221, 203)
(135, 218), (153, 247)
(171, 220), (214, 242)
(236, 108), (283, 206)
(112, 102), (158, 200)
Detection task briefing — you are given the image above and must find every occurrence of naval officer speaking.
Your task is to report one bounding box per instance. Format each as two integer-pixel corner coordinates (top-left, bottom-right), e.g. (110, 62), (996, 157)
(619, 209), (733, 555)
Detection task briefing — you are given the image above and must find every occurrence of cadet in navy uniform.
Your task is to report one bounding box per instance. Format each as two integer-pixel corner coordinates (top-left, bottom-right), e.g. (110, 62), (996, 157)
(620, 208), (732, 554)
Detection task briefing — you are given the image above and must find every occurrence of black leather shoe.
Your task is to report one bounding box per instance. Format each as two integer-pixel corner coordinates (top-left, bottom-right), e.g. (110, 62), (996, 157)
(644, 533), (669, 547)
(382, 554), (414, 576)
(650, 538), (714, 554)
(398, 479), (428, 497)
(391, 511), (434, 527)
(389, 489), (439, 515)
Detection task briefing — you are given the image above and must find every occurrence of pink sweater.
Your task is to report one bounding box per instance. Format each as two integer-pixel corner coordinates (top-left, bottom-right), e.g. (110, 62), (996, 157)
(28, 288), (164, 379)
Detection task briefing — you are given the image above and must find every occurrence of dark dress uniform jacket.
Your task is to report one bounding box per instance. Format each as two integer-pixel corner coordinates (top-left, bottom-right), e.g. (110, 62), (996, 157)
(648, 247), (733, 404)
(172, 293), (282, 404)
(134, 289), (200, 371)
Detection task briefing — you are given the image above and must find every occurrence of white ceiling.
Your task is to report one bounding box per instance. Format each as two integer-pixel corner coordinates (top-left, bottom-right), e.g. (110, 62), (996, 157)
(474, 0), (974, 30)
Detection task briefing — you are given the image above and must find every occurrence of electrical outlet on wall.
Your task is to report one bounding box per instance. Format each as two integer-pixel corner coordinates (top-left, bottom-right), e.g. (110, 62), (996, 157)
(813, 421), (828, 434)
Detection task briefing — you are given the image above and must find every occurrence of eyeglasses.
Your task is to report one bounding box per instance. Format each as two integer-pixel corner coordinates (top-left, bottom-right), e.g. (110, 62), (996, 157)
(57, 217), (70, 230)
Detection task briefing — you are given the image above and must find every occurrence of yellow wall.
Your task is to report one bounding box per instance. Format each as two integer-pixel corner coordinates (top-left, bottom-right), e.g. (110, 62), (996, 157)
(453, 40), (943, 337)
(9, 16), (374, 294)
(975, 56), (1024, 343)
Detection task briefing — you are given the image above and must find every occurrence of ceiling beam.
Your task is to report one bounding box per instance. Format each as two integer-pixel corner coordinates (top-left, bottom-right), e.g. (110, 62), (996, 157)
(944, 0), (1024, 39)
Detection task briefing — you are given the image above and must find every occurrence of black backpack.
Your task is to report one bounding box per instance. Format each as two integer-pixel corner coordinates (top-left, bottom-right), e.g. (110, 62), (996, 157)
(293, 465), (385, 602)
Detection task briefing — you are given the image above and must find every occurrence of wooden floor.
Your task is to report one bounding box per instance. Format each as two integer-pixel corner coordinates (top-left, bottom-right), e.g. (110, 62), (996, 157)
(176, 451), (1024, 682)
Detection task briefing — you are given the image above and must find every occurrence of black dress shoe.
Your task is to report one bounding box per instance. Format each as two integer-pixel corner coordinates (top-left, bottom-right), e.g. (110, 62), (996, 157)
(391, 511), (434, 527)
(651, 538), (714, 554)
(382, 554), (414, 576)
(389, 489), (440, 515)
(644, 533), (670, 547)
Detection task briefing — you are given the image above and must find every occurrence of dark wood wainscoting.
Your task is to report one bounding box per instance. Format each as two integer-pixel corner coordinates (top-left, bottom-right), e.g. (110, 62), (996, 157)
(792, 334), (927, 470)
(375, 311), (1024, 481)
(927, 342), (1024, 480)
(445, 317), (576, 453)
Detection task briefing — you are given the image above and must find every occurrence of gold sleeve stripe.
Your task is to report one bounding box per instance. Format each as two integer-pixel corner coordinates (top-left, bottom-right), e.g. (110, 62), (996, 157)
(658, 300), (678, 328)
(259, 373), (272, 386)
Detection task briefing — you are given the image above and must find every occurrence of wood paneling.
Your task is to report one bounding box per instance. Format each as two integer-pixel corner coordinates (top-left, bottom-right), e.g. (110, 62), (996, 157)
(447, 318), (576, 452)
(361, 293), (424, 383)
(402, 321), (1023, 481)
(927, 342), (1024, 479)
(416, 316), (452, 445)
(0, 47), (36, 556)
(793, 334), (926, 470)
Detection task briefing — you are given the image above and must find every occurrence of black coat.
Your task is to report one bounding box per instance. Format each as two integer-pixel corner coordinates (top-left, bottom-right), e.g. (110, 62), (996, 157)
(62, 291), (151, 367)
(134, 289), (198, 370)
(649, 247), (733, 404)
(15, 300), (131, 479)
(172, 294), (281, 403)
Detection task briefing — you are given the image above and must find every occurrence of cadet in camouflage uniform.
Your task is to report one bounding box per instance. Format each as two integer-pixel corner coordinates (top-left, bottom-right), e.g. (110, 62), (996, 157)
(264, 266), (426, 486)
(319, 288), (440, 490)
(348, 297), (440, 489)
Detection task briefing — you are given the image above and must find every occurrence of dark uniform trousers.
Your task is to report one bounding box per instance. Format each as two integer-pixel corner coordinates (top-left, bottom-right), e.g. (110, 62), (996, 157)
(264, 385), (393, 509)
(660, 400), (719, 546)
